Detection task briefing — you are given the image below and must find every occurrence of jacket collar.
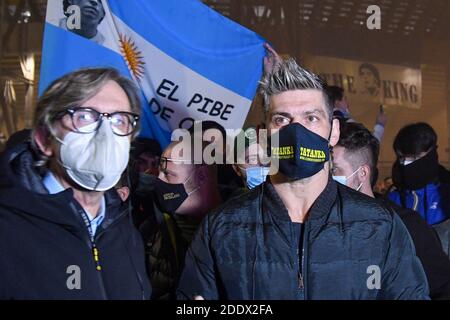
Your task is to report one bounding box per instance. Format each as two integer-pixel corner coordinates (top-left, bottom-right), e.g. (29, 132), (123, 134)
(264, 175), (338, 223)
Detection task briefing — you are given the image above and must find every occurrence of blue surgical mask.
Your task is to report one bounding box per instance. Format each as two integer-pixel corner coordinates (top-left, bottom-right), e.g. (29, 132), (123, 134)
(332, 175), (347, 186)
(243, 166), (269, 189)
(332, 166), (363, 191)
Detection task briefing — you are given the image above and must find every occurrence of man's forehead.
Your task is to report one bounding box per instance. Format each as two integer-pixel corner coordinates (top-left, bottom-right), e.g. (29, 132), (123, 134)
(333, 146), (354, 165)
(269, 89), (326, 114)
(82, 80), (130, 112)
(334, 146), (365, 169)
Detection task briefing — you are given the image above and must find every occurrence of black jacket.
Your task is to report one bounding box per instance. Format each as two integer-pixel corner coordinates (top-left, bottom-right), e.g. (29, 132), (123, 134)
(382, 200), (450, 299)
(177, 178), (429, 300)
(0, 142), (151, 299)
(140, 203), (201, 300)
(434, 220), (450, 260)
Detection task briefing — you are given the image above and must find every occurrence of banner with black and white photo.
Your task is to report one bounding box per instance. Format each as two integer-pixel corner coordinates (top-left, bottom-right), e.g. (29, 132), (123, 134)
(304, 56), (422, 109)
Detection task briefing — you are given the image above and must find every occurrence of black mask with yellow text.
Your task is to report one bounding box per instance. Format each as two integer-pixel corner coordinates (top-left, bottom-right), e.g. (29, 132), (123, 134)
(270, 123), (330, 180)
(145, 174), (189, 213)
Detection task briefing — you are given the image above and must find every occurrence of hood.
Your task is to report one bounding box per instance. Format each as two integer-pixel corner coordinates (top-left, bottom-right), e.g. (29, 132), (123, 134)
(0, 141), (48, 193)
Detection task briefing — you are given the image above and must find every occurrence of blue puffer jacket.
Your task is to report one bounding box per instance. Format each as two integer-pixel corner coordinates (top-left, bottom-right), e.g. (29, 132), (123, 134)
(177, 178), (429, 300)
(388, 182), (450, 225)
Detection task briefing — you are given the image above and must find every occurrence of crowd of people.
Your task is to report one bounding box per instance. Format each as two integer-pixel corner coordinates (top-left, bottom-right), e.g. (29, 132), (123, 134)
(0, 49), (449, 300)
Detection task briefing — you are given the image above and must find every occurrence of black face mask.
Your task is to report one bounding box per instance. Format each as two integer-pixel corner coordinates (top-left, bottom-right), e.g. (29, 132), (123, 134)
(392, 147), (439, 190)
(145, 175), (189, 213)
(270, 123), (330, 180)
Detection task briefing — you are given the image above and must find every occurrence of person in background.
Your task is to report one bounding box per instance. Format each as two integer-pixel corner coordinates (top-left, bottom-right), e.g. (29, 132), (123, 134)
(332, 121), (450, 300)
(383, 177), (394, 194)
(326, 85), (387, 142)
(139, 136), (222, 300)
(388, 122), (450, 225)
(130, 138), (162, 176)
(0, 68), (151, 299)
(373, 177), (394, 197)
(128, 137), (162, 228)
(327, 85), (351, 120)
(188, 120), (241, 202)
(232, 127), (270, 191)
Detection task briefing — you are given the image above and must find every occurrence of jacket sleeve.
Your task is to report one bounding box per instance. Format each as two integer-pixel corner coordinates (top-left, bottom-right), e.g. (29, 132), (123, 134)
(372, 123), (385, 142)
(380, 212), (430, 300)
(401, 212), (450, 299)
(434, 221), (450, 259)
(176, 215), (219, 300)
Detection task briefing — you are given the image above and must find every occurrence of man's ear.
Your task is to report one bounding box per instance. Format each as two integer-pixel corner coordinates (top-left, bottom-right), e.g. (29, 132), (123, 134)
(116, 186), (130, 202)
(34, 126), (54, 157)
(359, 165), (371, 183)
(329, 118), (340, 147)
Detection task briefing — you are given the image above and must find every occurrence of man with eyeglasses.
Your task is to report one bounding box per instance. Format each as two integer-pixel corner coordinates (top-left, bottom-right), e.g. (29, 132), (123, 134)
(139, 136), (222, 300)
(0, 68), (151, 299)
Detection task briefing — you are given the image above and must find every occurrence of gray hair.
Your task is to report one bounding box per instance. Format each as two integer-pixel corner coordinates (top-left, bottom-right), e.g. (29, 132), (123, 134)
(259, 57), (333, 120)
(31, 67), (141, 167)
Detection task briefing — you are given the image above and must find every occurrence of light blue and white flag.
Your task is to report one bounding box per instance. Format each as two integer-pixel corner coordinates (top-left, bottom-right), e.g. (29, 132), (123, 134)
(40, 0), (266, 147)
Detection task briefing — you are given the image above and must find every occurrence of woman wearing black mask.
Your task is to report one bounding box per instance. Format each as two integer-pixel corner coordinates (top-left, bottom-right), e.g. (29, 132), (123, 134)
(139, 138), (222, 300)
(388, 123), (450, 225)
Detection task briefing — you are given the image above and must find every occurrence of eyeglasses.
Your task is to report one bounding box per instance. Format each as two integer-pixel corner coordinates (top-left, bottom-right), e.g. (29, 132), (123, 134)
(159, 156), (193, 172)
(58, 107), (139, 136)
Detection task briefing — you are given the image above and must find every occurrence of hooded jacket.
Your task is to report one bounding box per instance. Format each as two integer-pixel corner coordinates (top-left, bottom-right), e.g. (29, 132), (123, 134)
(139, 203), (201, 300)
(388, 165), (450, 225)
(177, 179), (429, 300)
(0, 142), (151, 299)
(434, 219), (450, 260)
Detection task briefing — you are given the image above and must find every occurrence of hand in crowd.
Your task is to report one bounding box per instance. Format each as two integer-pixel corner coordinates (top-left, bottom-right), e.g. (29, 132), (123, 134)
(263, 43), (281, 74)
(376, 108), (388, 126)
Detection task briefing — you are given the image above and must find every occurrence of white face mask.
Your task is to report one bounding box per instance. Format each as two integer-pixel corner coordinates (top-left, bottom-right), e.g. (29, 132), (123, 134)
(57, 121), (130, 191)
(332, 166), (363, 192)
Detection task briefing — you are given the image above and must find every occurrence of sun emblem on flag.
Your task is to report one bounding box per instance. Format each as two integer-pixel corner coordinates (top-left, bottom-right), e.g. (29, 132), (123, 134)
(119, 34), (145, 80)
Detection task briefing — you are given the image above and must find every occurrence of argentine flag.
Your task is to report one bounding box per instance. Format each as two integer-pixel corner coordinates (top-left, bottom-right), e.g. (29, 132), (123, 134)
(39, 0), (266, 148)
